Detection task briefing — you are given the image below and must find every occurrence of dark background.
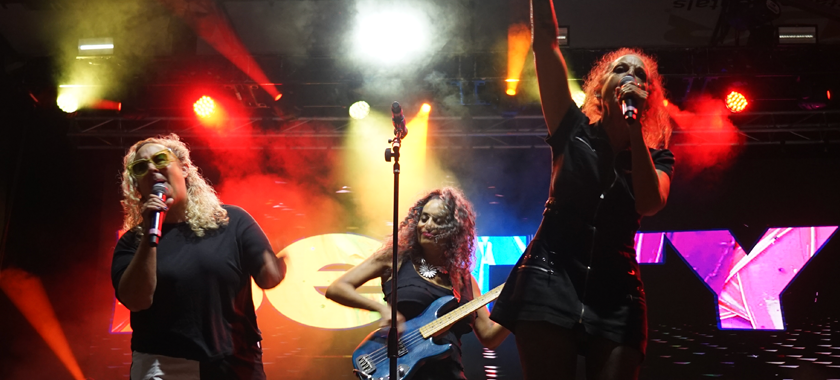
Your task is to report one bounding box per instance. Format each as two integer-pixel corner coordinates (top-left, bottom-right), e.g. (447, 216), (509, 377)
(2, 0), (840, 379)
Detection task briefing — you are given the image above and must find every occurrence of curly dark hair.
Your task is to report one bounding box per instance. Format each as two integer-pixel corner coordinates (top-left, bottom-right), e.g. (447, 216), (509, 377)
(378, 187), (477, 292)
(580, 47), (672, 149)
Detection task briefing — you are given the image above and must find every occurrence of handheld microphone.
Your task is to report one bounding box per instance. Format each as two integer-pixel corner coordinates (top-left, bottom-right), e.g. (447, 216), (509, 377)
(619, 75), (639, 124)
(149, 183), (170, 247)
(391, 101), (407, 139)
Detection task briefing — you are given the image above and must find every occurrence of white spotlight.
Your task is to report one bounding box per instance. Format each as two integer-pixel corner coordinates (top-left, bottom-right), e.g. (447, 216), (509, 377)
(57, 93), (80, 113)
(349, 101), (371, 120)
(353, 7), (430, 65)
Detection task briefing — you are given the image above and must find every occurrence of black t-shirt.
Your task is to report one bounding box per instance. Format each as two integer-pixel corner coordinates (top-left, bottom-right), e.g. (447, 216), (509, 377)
(111, 205), (273, 361)
(541, 105), (675, 271)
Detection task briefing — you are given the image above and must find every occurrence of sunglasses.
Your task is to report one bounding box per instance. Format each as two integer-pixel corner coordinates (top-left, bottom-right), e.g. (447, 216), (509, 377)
(127, 149), (177, 178)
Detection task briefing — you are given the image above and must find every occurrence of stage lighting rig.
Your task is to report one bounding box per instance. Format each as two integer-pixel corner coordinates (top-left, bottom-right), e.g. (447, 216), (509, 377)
(224, 84), (275, 109)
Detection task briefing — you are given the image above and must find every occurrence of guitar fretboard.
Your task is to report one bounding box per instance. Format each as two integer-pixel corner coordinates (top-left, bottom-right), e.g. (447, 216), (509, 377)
(418, 284), (504, 339)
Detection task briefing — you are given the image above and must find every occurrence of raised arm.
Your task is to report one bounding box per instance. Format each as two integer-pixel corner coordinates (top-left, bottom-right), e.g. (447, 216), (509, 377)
(470, 276), (510, 349)
(532, 0), (574, 135)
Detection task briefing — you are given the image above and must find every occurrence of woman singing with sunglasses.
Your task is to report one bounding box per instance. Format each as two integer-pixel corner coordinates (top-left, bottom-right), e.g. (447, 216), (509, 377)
(111, 134), (286, 380)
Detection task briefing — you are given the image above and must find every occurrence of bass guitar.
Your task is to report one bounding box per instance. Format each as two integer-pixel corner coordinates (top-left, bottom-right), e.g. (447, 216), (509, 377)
(351, 284), (504, 380)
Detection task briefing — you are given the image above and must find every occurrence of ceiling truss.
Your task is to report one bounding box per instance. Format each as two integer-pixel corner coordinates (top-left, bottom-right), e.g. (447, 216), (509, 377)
(66, 110), (840, 150)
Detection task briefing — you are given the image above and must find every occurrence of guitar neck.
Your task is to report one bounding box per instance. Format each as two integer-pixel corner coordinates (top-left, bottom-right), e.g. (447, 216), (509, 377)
(418, 284), (504, 339)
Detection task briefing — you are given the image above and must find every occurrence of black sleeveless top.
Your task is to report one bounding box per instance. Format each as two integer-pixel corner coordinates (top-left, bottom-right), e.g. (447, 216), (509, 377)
(382, 259), (475, 380)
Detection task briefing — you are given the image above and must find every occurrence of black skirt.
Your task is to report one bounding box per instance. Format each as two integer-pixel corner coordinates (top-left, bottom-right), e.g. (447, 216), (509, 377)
(489, 217), (648, 355)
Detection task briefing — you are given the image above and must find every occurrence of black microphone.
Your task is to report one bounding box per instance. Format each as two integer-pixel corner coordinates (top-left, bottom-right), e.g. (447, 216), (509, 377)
(149, 183), (170, 247)
(391, 101), (407, 139)
(619, 75), (639, 124)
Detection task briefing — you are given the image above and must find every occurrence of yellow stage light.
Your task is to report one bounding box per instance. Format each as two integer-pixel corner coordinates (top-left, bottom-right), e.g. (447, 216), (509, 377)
(349, 101), (371, 120)
(343, 106), (455, 237)
(506, 23), (530, 98)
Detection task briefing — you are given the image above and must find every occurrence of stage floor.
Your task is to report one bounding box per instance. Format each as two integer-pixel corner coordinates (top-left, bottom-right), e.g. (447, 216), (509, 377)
(87, 317), (840, 380)
(639, 317), (840, 380)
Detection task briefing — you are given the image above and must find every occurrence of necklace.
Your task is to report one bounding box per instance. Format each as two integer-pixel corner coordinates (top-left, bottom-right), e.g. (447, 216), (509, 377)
(417, 258), (445, 279)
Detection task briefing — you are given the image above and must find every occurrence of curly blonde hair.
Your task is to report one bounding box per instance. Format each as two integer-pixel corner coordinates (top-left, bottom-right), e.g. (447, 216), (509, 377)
(378, 187), (477, 292)
(120, 134), (228, 237)
(581, 47), (672, 149)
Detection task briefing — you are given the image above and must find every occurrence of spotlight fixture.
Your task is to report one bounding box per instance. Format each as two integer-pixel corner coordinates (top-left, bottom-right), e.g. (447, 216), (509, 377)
(193, 96), (216, 118)
(56, 85), (121, 113)
(505, 79), (519, 96)
(797, 80), (831, 110)
(56, 93), (79, 113)
(778, 25), (817, 44)
(349, 101), (370, 120)
(725, 91), (748, 113)
(420, 103), (432, 113)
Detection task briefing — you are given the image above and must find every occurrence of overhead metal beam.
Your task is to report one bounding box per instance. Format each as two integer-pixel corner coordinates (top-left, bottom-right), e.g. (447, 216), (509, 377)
(65, 110), (840, 149)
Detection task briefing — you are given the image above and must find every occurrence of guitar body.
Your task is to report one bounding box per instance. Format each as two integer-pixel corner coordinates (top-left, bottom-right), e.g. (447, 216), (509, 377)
(352, 296), (457, 380)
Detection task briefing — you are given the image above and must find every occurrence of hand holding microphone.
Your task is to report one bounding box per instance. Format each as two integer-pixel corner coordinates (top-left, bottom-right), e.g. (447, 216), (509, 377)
(617, 75), (648, 124)
(144, 183), (171, 247)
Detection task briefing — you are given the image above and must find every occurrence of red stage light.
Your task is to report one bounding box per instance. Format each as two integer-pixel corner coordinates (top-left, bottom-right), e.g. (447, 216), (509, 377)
(91, 99), (122, 112)
(194, 96), (216, 118)
(725, 91), (748, 113)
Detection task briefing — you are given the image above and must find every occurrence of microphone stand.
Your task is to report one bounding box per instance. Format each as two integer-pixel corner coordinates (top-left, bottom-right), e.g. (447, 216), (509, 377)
(385, 123), (402, 380)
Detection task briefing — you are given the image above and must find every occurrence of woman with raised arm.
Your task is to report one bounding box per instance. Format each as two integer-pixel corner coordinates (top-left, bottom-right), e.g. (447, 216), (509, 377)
(326, 187), (509, 380)
(489, 1), (675, 379)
